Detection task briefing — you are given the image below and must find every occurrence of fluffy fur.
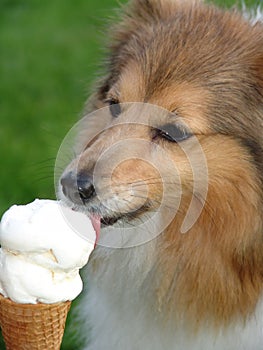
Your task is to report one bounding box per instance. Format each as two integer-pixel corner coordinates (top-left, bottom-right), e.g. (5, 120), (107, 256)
(60, 1), (263, 349)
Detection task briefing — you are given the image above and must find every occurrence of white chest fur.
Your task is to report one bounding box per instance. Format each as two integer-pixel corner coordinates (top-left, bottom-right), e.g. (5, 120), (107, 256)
(80, 245), (263, 350)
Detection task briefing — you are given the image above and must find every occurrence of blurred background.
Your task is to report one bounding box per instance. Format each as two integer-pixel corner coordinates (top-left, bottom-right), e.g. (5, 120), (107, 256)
(0, 0), (261, 348)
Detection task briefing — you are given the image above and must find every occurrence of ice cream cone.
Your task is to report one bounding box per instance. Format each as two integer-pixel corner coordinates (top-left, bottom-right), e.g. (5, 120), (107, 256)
(0, 294), (71, 350)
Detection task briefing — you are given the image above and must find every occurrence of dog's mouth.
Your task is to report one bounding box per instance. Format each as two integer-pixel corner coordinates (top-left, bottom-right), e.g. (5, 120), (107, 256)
(100, 215), (122, 227)
(89, 203), (150, 240)
(89, 213), (126, 245)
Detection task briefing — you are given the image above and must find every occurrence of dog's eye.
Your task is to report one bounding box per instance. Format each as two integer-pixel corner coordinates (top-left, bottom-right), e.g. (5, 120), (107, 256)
(155, 124), (191, 143)
(107, 99), (121, 118)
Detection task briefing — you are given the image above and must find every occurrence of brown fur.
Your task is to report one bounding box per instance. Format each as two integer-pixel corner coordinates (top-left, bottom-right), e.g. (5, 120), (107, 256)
(62, 0), (263, 332)
(155, 138), (263, 328)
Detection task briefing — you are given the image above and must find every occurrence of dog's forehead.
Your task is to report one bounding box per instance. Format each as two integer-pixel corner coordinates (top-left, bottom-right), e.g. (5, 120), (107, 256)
(115, 64), (211, 133)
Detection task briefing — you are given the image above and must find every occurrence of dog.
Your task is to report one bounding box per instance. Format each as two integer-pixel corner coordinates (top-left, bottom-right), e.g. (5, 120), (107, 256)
(59, 0), (263, 349)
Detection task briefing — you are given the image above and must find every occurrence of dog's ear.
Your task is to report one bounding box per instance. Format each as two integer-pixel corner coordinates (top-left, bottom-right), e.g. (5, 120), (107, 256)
(254, 54), (263, 103)
(127, 0), (203, 21)
(117, 0), (203, 28)
(250, 30), (263, 96)
(110, 0), (202, 58)
(125, 0), (180, 23)
(255, 52), (263, 87)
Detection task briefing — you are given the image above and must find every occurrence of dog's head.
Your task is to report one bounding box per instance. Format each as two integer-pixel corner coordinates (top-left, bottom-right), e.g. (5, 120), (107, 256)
(59, 0), (263, 326)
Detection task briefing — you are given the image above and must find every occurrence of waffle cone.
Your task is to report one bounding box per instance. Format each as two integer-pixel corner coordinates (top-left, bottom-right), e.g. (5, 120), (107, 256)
(0, 294), (71, 350)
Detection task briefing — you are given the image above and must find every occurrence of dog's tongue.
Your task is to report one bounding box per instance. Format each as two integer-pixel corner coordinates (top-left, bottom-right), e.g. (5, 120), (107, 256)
(90, 214), (101, 245)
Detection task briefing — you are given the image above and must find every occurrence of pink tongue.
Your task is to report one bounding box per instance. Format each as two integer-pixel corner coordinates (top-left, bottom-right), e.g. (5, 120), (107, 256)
(90, 214), (101, 245)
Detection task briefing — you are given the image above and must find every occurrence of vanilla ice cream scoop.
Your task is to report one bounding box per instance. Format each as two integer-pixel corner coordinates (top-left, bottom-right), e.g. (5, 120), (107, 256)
(0, 199), (96, 304)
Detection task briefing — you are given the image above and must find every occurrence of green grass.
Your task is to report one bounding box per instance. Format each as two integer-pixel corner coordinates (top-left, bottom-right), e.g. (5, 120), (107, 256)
(0, 0), (260, 349)
(0, 0), (119, 217)
(0, 1), (117, 349)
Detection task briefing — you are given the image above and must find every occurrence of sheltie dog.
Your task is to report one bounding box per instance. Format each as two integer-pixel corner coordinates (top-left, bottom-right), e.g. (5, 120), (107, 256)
(59, 0), (263, 349)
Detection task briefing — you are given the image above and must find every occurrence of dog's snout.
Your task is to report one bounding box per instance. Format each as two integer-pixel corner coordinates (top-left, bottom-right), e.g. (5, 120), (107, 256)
(60, 171), (96, 204)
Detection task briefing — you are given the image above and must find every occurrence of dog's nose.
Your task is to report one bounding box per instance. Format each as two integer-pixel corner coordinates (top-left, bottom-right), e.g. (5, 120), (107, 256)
(60, 171), (96, 204)
(77, 174), (96, 202)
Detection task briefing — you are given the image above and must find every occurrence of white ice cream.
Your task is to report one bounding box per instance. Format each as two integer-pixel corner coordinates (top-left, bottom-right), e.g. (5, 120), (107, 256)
(0, 199), (96, 304)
